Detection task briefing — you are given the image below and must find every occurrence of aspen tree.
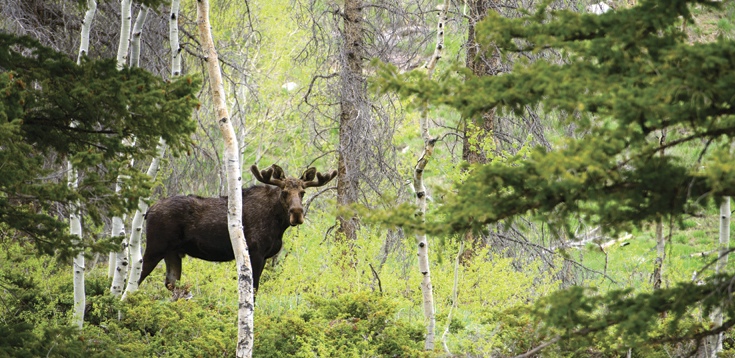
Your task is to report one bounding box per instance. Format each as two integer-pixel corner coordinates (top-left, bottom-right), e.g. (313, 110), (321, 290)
(711, 197), (731, 356)
(413, 0), (450, 350)
(70, 0), (97, 330)
(378, 0), (735, 352)
(121, 3), (165, 300)
(112, 3), (151, 296)
(197, 0), (254, 356)
(336, 0), (366, 241)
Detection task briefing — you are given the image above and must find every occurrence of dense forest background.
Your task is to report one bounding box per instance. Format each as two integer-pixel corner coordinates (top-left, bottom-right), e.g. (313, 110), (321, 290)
(2, 0), (735, 356)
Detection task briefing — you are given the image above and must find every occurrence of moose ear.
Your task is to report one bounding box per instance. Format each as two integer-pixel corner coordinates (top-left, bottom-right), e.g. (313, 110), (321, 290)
(271, 164), (286, 180)
(300, 167), (317, 181)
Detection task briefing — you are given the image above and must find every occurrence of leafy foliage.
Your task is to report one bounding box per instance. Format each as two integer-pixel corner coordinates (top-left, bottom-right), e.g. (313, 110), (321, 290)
(0, 34), (199, 258)
(0, 218), (562, 357)
(376, 0), (735, 235)
(374, 0), (735, 352)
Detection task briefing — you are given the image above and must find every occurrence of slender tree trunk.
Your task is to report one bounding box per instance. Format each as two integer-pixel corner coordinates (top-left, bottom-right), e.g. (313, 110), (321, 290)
(414, 1), (450, 350)
(69, 167), (85, 329)
(71, 0), (97, 330)
(121, 8), (170, 297)
(121, 1), (177, 300)
(129, 5), (149, 68)
(653, 130), (667, 291)
(116, 0), (132, 70)
(462, 0), (496, 165)
(111, 2), (147, 295)
(197, 1), (254, 356)
(461, 0), (498, 261)
(711, 196), (730, 357)
(121, 140), (165, 300)
(109, 192), (129, 294)
(336, 0), (365, 241)
(652, 217), (664, 290)
(441, 239), (464, 355)
(170, 0), (182, 78)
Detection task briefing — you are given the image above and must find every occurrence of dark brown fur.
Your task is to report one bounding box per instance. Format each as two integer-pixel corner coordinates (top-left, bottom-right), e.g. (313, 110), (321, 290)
(138, 164), (336, 292)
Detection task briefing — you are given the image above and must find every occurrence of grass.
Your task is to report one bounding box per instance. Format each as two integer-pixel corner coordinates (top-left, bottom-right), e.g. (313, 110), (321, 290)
(578, 210), (734, 292)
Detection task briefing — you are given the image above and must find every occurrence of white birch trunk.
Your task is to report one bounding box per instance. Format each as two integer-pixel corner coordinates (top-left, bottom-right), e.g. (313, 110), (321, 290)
(116, 0), (132, 70)
(170, 0), (182, 78)
(109, 210), (128, 295)
(77, 0), (96, 63)
(109, 0), (137, 293)
(71, 0), (97, 329)
(441, 239), (464, 355)
(122, 139), (166, 300)
(129, 6), (149, 68)
(711, 196), (730, 357)
(70, 169), (85, 329)
(197, 1), (254, 356)
(414, 1), (450, 350)
(121, 1), (177, 299)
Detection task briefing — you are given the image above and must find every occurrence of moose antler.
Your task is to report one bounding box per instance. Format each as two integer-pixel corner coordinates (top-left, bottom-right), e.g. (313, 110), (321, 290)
(303, 168), (338, 188)
(251, 164), (286, 188)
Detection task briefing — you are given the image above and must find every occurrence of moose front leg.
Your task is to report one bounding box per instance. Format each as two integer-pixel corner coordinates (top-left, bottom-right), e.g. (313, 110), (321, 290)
(250, 255), (266, 293)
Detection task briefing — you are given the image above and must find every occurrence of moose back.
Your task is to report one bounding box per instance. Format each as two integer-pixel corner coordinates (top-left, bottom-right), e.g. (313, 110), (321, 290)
(138, 164), (337, 292)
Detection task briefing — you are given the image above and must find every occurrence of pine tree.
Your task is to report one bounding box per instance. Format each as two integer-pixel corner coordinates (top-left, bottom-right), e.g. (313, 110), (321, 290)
(0, 33), (200, 259)
(377, 0), (735, 353)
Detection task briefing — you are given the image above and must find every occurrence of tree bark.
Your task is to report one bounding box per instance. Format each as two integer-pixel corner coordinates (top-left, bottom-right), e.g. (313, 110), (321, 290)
(115, 0), (132, 70)
(71, 0), (97, 330)
(121, 140), (165, 300)
(70, 166), (85, 329)
(197, 1), (254, 356)
(461, 0), (498, 261)
(121, 2), (173, 299)
(129, 5), (149, 68)
(652, 130), (667, 291)
(711, 196), (730, 357)
(169, 0), (182, 78)
(413, 0), (450, 350)
(652, 217), (664, 290)
(336, 0), (366, 241)
(462, 0), (497, 165)
(111, 1), (148, 295)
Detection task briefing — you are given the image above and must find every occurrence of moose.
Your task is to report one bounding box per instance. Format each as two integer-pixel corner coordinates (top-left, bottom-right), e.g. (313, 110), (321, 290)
(137, 164), (337, 292)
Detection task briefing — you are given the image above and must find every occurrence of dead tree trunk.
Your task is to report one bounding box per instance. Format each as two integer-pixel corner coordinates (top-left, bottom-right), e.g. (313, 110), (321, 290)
(461, 0), (499, 261)
(336, 0), (366, 241)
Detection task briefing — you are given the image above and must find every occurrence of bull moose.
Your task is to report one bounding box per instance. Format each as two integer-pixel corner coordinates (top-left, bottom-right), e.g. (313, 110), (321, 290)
(138, 164), (337, 292)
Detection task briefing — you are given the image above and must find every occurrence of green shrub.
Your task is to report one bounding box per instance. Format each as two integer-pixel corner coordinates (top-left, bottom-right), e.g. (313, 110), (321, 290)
(255, 292), (426, 357)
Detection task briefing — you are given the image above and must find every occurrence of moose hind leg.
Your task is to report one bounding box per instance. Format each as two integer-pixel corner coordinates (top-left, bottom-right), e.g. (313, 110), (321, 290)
(138, 252), (164, 286)
(164, 252), (183, 291)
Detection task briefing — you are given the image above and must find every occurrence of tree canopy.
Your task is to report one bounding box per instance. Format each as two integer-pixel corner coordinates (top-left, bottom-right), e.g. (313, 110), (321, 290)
(0, 34), (200, 258)
(374, 0), (735, 353)
(377, 0), (735, 236)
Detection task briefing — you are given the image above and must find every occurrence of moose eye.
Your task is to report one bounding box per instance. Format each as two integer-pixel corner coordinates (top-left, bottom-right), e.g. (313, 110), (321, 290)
(299, 192), (305, 199)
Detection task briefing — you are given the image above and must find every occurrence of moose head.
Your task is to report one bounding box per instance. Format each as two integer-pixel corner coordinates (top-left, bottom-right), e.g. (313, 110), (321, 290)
(250, 164), (337, 226)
